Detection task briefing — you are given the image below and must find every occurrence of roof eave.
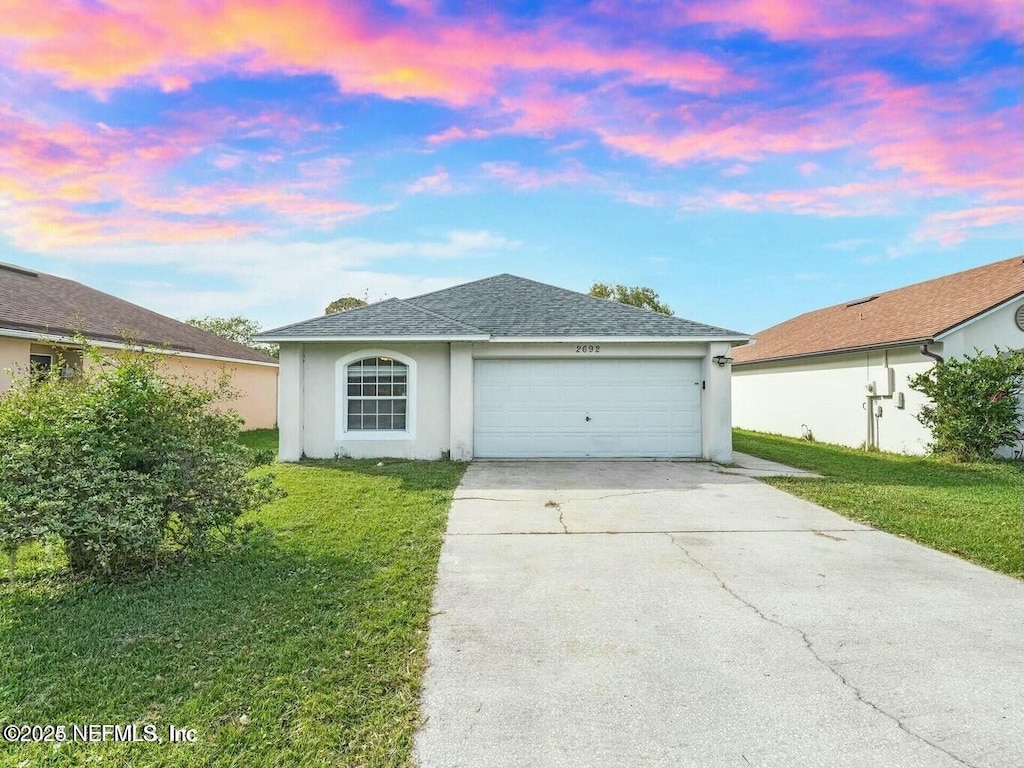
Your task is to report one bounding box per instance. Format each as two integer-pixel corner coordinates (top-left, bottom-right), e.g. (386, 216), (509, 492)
(932, 291), (1024, 341)
(261, 333), (751, 344)
(733, 337), (935, 367)
(0, 326), (279, 367)
(487, 334), (751, 343)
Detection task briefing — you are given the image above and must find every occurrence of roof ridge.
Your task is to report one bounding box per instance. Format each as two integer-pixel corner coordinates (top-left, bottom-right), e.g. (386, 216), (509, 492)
(391, 297), (487, 335)
(410, 272), (743, 334)
(506, 274), (746, 334)
(403, 273), (512, 303)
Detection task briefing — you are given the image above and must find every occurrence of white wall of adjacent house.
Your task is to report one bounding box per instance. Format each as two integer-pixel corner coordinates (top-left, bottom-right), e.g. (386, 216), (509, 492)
(732, 297), (1024, 455)
(732, 346), (936, 453)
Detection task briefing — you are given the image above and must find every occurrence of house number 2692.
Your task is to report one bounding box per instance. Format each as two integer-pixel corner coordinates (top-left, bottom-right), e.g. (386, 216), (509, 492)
(575, 344), (600, 353)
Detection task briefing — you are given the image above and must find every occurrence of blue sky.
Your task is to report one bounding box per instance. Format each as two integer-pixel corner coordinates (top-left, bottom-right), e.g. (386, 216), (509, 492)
(0, 0), (1020, 334)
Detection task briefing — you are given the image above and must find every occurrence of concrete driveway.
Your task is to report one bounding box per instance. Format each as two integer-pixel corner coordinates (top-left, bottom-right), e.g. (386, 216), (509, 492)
(415, 461), (1024, 768)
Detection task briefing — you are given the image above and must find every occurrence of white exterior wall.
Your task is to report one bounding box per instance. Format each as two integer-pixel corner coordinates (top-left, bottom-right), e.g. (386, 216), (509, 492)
(278, 341), (451, 461)
(702, 341), (734, 463)
(733, 297), (1024, 455)
(278, 338), (739, 462)
(449, 343), (474, 461)
(733, 348), (935, 453)
(938, 298), (1024, 358)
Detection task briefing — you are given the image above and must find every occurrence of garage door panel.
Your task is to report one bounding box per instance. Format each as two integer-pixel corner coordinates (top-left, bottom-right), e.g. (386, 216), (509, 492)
(474, 358), (702, 458)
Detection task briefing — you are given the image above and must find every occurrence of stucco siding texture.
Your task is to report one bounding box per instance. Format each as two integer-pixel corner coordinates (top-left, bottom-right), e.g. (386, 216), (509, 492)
(80, 350), (278, 430)
(158, 355), (278, 430)
(733, 347), (935, 454)
(0, 336), (30, 394)
(300, 342), (451, 460)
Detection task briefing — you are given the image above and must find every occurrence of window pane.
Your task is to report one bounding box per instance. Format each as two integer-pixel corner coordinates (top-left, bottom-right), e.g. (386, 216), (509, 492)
(344, 357), (410, 432)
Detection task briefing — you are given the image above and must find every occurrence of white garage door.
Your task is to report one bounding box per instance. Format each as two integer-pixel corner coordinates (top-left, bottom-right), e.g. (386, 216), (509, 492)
(474, 358), (702, 458)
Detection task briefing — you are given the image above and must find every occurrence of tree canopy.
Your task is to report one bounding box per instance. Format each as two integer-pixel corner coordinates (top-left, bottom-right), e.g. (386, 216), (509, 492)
(185, 315), (278, 358)
(588, 283), (672, 315)
(325, 296), (368, 314)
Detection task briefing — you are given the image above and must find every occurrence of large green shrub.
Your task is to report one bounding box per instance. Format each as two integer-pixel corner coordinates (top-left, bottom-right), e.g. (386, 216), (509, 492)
(0, 346), (282, 577)
(908, 347), (1024, 461)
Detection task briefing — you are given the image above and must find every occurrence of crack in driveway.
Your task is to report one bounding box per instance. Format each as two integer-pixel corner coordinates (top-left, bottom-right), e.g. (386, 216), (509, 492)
(665, 533), (977, 768)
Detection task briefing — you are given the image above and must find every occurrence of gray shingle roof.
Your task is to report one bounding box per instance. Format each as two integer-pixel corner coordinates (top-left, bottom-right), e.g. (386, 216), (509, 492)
(259, 274), (746, 340)
(261, 297), (488, 338)
(0, 263), (277, 364)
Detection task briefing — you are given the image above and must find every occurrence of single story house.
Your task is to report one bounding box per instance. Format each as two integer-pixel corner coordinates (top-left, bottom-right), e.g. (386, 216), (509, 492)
(732, 256), (1024, 454)
(257, 273), (749, 462)
(0, 262), (278, 429)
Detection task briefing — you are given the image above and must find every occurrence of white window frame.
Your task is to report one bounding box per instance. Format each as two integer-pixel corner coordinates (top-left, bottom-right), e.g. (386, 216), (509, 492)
(335, 349), (417, 441)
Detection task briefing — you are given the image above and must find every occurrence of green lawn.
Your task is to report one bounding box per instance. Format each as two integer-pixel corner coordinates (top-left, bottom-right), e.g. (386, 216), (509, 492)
(734, 429), (1023, 579)
(0, 430), (466, 767)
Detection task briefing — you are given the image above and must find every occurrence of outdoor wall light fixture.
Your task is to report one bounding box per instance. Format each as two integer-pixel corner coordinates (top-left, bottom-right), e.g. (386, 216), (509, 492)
(712, 355), (733, 367)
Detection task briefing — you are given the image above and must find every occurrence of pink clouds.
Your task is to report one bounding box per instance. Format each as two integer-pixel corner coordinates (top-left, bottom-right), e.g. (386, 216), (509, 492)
(913, 206), (1024, 247)
(598, 115), (848, 166)
(668, 0), (1022, 43)
(682, 182), (899, 217)
(405, 169), (454, 195)
(0, 107), (375, 250)
(0, 1), (748, 106)
(0, 0), (1018, 259)
(480, 160), (596, 191)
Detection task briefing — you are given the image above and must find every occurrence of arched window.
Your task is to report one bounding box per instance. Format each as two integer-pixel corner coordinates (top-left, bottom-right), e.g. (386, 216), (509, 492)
(345, 356), (409, 431)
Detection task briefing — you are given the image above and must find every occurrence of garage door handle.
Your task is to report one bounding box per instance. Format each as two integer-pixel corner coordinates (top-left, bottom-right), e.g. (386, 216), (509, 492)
(585, 415), (592, 422)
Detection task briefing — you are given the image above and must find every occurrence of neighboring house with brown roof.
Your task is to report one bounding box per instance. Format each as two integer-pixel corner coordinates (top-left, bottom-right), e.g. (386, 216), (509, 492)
(0, 262), (278, 429)
(732, 256), (1024, 454)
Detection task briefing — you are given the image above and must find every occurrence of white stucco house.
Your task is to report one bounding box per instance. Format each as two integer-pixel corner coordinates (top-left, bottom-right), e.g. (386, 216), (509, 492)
(733, 256), (1024, 454)
(257, 274), (749, 462)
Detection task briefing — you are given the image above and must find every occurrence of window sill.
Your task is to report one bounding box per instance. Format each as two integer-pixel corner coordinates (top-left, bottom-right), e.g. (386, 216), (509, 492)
(339, 430), (415, 441)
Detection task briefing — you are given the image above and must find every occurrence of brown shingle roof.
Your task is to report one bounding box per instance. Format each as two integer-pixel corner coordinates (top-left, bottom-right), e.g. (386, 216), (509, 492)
(734, 256), (1024, 365)
(0, 263), (276, 364)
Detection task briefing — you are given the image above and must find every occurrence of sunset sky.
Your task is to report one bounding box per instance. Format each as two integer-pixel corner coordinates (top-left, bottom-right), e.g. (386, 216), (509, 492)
(0, 0), (1020, 333)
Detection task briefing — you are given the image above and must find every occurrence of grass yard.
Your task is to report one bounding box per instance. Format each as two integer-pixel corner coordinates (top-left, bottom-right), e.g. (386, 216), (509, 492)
(734, 429), (1024, 579)
(0, 429), (465, 767)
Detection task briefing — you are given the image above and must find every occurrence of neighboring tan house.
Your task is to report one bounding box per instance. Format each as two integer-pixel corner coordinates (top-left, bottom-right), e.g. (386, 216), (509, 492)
(256, 273), (749, 462)
(0, 262), (278, 429)
(733, 256), (1024, 454)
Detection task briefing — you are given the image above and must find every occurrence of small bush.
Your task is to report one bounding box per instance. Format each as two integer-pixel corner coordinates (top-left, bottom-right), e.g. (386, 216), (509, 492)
(0, 345), (283, 577)
(908, 347), (1024, 461)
